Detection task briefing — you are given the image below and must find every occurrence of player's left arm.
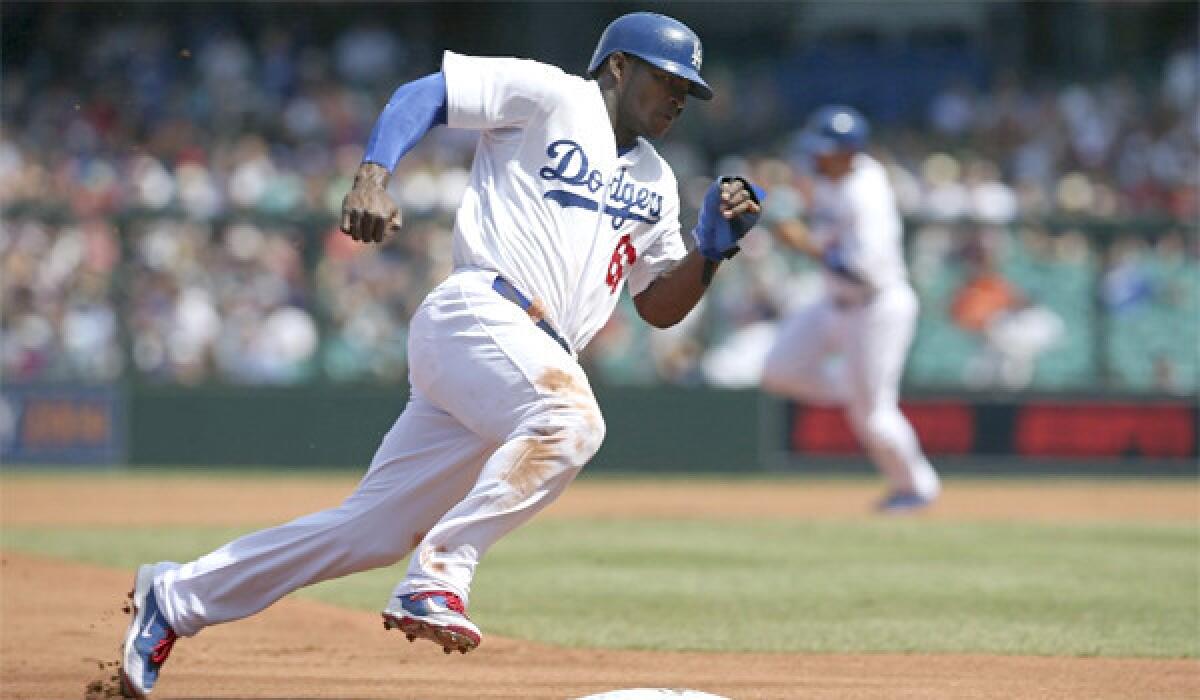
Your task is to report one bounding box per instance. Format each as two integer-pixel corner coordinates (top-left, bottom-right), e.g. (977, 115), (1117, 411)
(633, 177), (762, 328)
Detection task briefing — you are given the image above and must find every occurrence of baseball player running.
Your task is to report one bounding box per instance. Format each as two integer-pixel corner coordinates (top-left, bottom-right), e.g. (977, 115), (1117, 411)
(118, 12), (762, 698)
(760, 105), (940, 513)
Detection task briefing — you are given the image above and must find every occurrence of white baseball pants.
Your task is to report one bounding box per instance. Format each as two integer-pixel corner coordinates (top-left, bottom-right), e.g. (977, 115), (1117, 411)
(154, 269), (604, 637)
(761, 284), (940, 498)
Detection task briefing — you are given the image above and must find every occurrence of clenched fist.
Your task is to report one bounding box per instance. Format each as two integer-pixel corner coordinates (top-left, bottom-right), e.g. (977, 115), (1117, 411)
(340, 162), (403, 243)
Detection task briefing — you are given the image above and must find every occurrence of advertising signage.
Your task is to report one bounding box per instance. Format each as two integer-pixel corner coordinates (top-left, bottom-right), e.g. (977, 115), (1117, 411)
(786, 400), (1196, 460)
(0, 385), (125, 465)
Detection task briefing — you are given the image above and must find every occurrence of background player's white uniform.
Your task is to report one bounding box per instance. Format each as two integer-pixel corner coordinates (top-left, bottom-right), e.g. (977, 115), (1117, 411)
(150, 51), (688, 636)
(761, 152), (940, 503)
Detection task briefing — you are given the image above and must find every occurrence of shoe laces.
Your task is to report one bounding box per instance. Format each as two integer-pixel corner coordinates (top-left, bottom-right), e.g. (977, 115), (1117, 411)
(149, 628), (178, 665)
(410, 590), (467, 615)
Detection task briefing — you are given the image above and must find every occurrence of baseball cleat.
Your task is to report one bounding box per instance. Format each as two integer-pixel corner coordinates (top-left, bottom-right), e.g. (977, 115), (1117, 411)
(875, 490), (936, 514)
(382, 590), (481, 654)
(119, 562), (179, 698)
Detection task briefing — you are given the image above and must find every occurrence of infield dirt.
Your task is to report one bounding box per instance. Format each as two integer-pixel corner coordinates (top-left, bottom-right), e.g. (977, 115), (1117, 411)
(1, 476), (1197, 699)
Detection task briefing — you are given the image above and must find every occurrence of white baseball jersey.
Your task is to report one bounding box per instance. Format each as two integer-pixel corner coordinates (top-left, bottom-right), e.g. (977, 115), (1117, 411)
(807, 152), (908, 300)
(443, 50), (688, 353)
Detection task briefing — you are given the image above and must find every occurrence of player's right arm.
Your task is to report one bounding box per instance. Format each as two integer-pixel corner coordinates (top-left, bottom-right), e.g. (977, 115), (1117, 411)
(341, 162), (402, 243)
(341, 53), (564, 244)
(341, 71), (449, 243)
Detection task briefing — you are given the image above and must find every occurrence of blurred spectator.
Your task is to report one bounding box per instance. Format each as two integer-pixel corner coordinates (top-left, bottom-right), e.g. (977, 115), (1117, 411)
(335, 24), (404, 88)
(950, 232), (1065, 389)
(1, 217), (123, 382)
(1101, 237), (1155, 314)
(315, 216), (447, 383)
(578, 300), (656, 385)
(123, 218), (317, 384)
(697, 232), (794, 388)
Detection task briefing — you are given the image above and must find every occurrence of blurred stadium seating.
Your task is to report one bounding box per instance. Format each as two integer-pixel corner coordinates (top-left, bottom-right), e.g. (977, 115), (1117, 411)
(1, 2), (1196, 395)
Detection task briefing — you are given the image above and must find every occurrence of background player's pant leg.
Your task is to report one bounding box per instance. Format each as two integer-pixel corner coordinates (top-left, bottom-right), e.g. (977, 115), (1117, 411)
(843, 285), (940, 498)
(394, 270), (606, 604)
(760, 299), (848, 404)
(154, 390), (494, 637)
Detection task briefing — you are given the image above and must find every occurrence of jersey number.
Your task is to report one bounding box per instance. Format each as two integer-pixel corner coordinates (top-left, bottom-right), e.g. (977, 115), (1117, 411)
(605, 234), (637, 294)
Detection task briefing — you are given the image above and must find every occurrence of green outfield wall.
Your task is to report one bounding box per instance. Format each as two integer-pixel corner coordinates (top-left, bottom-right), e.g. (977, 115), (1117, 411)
(2, 383), (1193, 475)
(125, 384), (763, 473)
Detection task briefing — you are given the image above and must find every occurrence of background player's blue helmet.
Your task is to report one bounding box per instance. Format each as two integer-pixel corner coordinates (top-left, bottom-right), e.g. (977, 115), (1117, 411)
(588, 12), (713, 101)
(800, 105), (870, 155)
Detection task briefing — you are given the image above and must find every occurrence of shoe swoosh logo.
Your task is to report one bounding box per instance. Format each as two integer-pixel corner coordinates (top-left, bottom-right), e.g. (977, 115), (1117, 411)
(141, 611), (159, 638)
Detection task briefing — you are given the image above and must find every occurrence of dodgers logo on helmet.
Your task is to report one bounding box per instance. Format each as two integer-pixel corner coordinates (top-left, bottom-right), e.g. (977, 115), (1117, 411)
(588, 12), (713, 100)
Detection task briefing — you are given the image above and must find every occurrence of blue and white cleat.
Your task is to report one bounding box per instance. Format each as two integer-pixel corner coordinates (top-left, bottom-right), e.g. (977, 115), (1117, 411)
(119, 562), (179, 698)
(875, 490), (936, 514)
(382, 590), (481, 654)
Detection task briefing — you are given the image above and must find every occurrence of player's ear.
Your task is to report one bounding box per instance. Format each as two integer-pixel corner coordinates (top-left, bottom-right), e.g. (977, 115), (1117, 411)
(595, 52), (628, 92)
(608, 52), (630, 83)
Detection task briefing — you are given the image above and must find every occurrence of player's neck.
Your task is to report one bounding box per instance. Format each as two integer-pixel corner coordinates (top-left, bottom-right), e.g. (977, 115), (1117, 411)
(817, 150), (858, 181)
(610, 119), (638, 151)
(599, 84), (638, 151)
(609, 113), (638, 151)
(613, 128), (637, 151)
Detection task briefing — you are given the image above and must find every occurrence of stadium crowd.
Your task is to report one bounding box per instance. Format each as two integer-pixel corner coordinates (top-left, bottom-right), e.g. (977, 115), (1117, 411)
(2, 16), (1196, 392)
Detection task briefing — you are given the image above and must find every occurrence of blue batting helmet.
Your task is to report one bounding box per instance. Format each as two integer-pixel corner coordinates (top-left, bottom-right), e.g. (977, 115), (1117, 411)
(588, 12), (713, 101)
(800, 105), (870, 155)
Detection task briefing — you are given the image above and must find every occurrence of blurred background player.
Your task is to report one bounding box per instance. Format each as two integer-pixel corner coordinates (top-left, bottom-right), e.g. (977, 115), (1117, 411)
(760, 105), (940, 512)
(116, 11), (761, 698)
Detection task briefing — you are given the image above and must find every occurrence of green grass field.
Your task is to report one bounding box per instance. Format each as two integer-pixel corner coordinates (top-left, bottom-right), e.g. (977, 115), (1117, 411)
(4, 516), (1195, 658)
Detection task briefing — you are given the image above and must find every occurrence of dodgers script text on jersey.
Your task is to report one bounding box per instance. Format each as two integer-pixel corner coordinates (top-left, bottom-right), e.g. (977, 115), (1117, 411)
(540, 139), (666, 228)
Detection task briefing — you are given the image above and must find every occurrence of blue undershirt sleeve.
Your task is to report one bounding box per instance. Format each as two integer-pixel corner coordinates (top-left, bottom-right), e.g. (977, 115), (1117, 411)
(362, 72), (448, 171)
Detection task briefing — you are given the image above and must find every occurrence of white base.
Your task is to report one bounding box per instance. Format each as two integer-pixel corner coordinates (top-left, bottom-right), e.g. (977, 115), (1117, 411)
(573, 690), (732, 700)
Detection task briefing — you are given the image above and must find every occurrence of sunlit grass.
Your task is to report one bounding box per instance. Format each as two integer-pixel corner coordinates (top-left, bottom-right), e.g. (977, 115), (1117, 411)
(4, 517), (1195, 657)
